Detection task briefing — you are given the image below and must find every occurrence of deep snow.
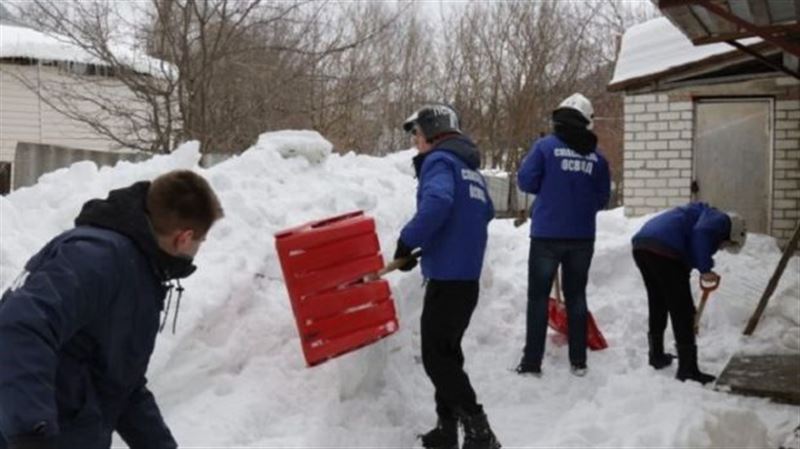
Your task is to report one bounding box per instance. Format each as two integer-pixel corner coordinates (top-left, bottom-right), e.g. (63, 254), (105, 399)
(1, 133), (798, 448)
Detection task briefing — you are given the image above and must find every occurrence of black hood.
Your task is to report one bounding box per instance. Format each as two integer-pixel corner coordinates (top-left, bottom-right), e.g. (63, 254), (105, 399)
(413, 134), (481, 177)
(552, 108), (598, 155)
(74, 181), (196, 281)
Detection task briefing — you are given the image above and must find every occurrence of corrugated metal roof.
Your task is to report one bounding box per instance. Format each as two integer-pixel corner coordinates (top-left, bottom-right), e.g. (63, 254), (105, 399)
(652, 0), (799, 51)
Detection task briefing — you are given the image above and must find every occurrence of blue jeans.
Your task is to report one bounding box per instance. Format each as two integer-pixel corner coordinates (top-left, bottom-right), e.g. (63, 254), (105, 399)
(523, 239), (594, 367)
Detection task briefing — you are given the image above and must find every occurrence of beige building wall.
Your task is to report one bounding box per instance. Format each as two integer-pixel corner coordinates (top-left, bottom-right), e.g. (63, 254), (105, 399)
(0, 63), (139, 177)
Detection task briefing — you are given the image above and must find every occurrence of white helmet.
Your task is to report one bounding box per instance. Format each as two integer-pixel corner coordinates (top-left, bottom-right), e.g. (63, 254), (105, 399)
(726, 212), (747, 252)
(557, 93), (594, 129)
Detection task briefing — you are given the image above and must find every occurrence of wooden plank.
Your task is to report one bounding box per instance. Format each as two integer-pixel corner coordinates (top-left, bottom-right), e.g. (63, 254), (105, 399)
(716, 354), (800, 405)
(744, 221), (800, 335)
(692, 23), (800, 43)
(658, 0), (704, 8)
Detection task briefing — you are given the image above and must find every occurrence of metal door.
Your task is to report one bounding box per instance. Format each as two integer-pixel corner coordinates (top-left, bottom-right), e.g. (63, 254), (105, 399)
(694, 99), (771, 233)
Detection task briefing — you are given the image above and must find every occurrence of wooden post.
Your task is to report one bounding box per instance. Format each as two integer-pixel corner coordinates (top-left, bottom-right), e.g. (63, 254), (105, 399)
(743, 221), (800, 336)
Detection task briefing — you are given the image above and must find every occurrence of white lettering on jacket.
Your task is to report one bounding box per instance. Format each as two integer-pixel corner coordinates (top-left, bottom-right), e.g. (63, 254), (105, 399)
(554, 147), (598, 162)
(560, 158), (594, 175)
(461, 168), (485, 186)
(469, 184), (487, 203)
(462, 168), (488, 203)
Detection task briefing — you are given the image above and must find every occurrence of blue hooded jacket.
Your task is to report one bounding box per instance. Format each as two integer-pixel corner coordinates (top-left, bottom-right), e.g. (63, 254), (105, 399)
(400, 135), (494, 280)
(517, 134), (610, 239)
(631, 202), (732, 273)
(0, 182), (193, 449)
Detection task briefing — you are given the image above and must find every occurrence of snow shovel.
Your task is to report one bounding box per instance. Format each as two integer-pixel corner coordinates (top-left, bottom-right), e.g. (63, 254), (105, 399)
(694, 276), (720, 335)
(547, 268), (608, 350)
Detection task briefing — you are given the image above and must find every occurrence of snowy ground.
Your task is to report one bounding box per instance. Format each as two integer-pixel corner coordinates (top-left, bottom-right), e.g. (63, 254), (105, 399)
(1, 133), (798, 448)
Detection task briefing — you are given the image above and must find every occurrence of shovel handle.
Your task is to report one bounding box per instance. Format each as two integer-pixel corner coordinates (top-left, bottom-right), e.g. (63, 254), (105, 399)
(694, 277), (719, 334)
(365, 249), (422, 281)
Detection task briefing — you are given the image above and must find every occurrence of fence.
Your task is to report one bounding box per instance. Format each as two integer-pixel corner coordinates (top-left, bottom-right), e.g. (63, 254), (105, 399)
(483, 171), (534, 218)
(13, 142), (151, 190)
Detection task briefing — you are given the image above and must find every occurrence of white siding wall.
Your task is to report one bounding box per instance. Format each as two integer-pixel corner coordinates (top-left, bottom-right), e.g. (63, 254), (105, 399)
(0, 65), (40, 164)
(0, 63), (134, 167)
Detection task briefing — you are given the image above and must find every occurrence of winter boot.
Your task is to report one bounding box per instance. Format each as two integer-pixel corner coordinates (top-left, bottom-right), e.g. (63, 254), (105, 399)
(648, 333), (674, 370)
(419, 417), (458, 449)
(461, 411), (501, 449)
(675, 343), (716, 385)
(515, 360), (542, 377)
(570, 362), (588, 377)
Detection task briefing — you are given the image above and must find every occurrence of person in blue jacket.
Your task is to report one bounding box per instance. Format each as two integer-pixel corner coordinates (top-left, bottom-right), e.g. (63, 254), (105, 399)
(515, 93), (610, 378)
(0, 170), (223, 449)
(394, 104), (499, 449)
(632, 203), (746, 385)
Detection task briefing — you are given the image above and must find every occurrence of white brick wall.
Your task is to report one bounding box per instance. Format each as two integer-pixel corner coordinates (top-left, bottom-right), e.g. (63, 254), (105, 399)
(623, 93), (693, 216)
(624, 93), (800, 244)
(772, 100), (800, 242)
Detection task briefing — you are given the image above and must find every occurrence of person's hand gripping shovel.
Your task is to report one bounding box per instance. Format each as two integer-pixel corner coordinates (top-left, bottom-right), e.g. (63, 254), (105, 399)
(362, 249), (422, 282)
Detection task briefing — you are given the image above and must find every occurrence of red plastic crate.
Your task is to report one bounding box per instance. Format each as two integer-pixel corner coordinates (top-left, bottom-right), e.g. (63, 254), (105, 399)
(274, 211), (399, 366)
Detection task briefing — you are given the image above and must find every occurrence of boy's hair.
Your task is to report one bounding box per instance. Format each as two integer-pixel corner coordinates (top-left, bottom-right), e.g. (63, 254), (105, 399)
(146, 170), (223, 238)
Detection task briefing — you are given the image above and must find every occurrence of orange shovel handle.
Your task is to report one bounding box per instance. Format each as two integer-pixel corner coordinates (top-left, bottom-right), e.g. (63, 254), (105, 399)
(694, 277), (720, 334)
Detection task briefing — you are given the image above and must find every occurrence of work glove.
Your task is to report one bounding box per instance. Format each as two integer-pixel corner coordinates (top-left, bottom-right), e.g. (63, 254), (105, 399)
(393, 238), (418, 272)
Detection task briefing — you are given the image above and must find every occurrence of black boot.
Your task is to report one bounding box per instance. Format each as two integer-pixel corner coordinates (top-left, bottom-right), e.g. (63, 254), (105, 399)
(675, 343), (716, 385)
(648, 333), (674, 369)
(420, 417), (458, 449)
(461, 411), (501, 449)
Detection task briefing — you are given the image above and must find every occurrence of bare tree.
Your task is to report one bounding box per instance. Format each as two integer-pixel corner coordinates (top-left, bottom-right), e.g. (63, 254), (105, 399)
(7, 0), (655, 166)
(10, 0), (403, 154)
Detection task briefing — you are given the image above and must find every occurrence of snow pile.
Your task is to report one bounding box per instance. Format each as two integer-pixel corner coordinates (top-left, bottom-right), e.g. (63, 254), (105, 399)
(255, 130), (334, 165)
(1, 135), (798, 447)
(610, 17), (761, 87)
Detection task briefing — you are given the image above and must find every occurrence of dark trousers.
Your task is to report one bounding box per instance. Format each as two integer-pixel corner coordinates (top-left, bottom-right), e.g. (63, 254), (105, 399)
(421, 279), (482, 420)
(523, 239), (594, 367)
(632, 249), (696, 346)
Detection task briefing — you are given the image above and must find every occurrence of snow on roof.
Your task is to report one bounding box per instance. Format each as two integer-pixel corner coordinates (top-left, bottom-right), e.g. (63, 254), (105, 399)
(609, 17), (761, 89)
(0, 23), (175, 79)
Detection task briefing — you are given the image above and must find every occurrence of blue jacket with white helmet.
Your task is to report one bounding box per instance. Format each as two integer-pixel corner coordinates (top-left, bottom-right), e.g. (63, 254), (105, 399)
(632, 202), (732, 273)
(400, 135), (494, 280)
(517, 134), (610, 239)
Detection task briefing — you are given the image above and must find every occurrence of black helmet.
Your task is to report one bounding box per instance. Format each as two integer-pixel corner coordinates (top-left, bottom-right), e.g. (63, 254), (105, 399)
(403, 104), (461, 141)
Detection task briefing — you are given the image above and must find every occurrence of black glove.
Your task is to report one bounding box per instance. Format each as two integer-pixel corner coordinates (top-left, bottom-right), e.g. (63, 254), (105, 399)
(8, 435), (57, 449)
(393, 238), (418, 272)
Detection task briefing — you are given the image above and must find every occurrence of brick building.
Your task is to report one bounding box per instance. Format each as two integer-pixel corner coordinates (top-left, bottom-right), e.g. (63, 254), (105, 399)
(608, 16), (799, 243)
